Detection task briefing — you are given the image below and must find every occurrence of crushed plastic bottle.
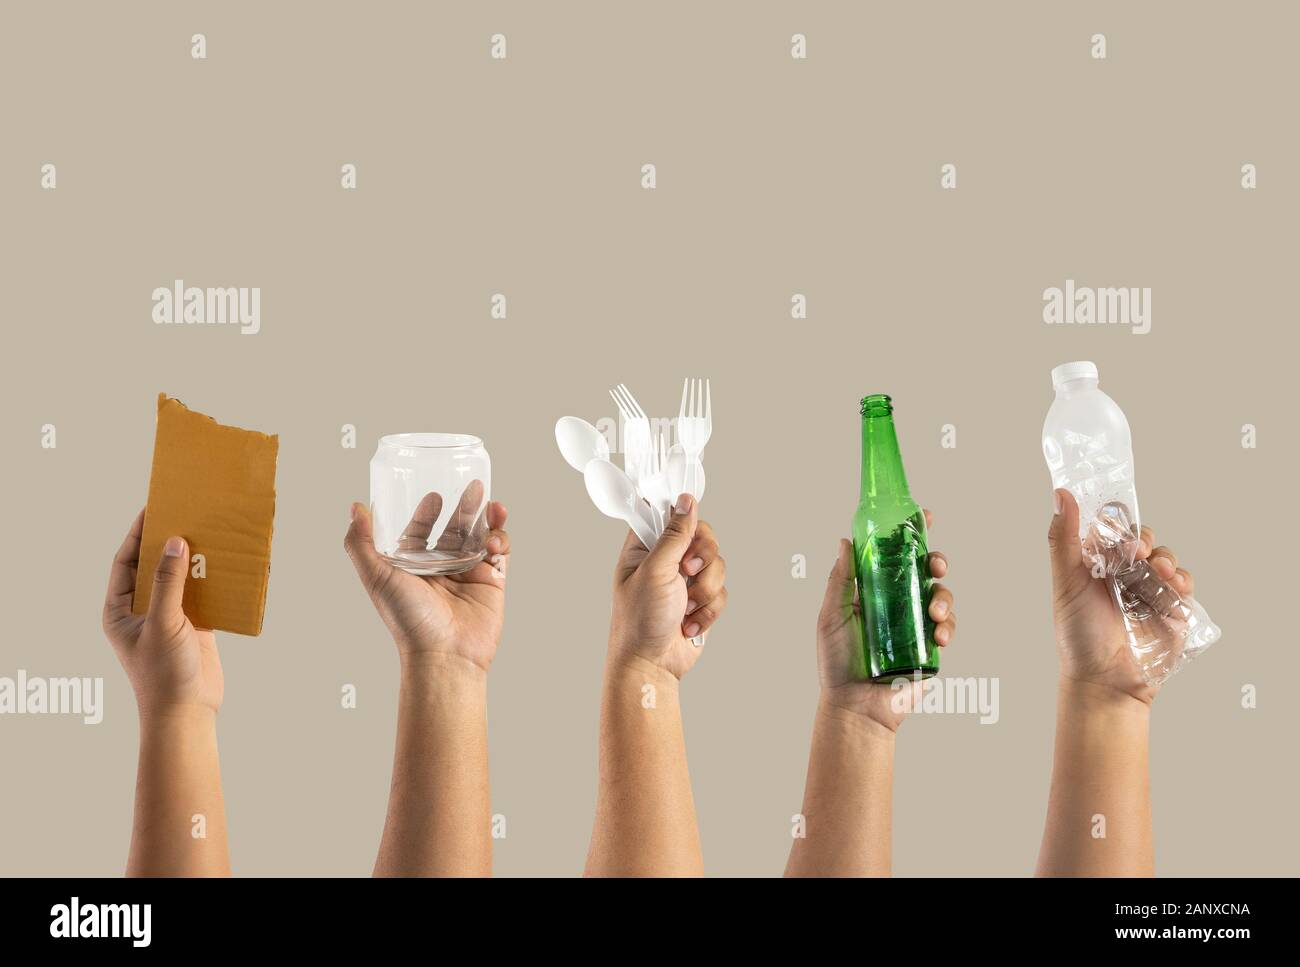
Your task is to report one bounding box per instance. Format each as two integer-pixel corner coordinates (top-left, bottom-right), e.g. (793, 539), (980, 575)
(1043, 361), (1221, 686)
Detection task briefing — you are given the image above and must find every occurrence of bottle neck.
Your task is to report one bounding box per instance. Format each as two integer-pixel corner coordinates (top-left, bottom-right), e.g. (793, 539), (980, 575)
(859, 405), (911, 503)
(1054, 376), (1099, 399)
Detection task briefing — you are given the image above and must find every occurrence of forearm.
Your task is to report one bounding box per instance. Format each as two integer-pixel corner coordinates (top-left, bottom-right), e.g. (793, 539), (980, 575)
(374, 654), (491, 877)
(585, 655), (702, 876)
(785, 701), (895, 877)
(127, 706), (229, 877)
(1036, 679), (1153, 876)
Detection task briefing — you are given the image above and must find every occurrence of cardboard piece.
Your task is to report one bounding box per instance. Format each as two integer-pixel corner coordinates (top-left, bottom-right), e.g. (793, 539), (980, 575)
(133, 394), (279, 635)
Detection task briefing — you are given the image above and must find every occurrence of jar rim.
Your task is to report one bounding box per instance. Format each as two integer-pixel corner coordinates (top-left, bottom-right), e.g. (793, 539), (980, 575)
(379, 433), (483, 450)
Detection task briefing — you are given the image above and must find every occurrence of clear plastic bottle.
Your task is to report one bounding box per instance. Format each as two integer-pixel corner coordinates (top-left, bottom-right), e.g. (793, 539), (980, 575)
(1042, 361), (1221, 686)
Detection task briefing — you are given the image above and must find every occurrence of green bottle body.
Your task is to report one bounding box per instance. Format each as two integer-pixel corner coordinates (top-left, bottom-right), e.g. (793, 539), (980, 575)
(851, 395), (940, 681)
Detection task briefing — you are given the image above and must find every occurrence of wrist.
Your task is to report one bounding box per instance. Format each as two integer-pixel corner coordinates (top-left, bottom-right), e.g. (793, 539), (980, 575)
(816, 695), (899, 743)
(604, 650), (682, 694)
(1057, 676), (1152, 722)
(137, 702), (218, 732)
(399, 651), (489, 696)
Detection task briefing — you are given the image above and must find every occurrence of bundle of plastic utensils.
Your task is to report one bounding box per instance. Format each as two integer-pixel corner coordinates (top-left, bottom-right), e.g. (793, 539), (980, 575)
(555, 378), (712, 550)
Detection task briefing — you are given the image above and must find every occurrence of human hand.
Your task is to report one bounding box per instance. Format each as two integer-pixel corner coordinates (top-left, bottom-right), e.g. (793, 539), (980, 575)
(608, 494), (727, 681)
(1048, 488), (1198, 705)
(816, 509), (955, 733)
(344, 494), (510, 672)
(102, 510), (223, 717)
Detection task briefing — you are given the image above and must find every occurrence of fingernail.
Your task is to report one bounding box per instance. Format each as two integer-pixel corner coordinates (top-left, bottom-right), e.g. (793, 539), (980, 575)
(684, 622), (701, 637)
(1053, 490), (1063, 515)
(350, 503), (359, 522)
(487, 535), (502, 553)
(686, 599), (700, 615)
(685, 557), (704, 575)
(936, 627), (949, 645)
(933, 600), (948, 619)
(674, 494), (693, 515)
(164, 537), (185, 558)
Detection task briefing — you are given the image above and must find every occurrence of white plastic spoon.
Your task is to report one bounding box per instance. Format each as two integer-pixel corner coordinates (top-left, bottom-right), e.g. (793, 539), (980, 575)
(555, 416), (611, 472)
(583, 458), (658, 550)
(666, 445), (706, 503)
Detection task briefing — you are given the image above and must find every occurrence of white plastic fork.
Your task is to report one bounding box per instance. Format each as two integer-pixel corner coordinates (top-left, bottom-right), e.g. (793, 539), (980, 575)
(676, 378), (712, 499)
(641, 431), (672, 536)
(609, 384), (652, 491)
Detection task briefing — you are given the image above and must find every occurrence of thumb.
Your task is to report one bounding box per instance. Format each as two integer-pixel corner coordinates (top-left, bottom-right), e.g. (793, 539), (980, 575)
(146, 536), (190, 633)
(1047, 488), (1086, 587)
(344, 502), (391, 597)
(820, 538), (857, 619)
(642, 493), (698, 573)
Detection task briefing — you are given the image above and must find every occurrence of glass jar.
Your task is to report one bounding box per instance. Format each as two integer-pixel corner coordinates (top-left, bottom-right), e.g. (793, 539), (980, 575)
(369, 433), (491, 575)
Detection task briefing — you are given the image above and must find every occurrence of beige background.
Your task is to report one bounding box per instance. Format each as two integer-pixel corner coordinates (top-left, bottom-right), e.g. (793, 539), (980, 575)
(1, 1), (1296, 876)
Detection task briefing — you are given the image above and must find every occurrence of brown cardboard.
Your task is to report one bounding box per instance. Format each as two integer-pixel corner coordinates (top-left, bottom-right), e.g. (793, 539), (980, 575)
(132, 394), (279, 635)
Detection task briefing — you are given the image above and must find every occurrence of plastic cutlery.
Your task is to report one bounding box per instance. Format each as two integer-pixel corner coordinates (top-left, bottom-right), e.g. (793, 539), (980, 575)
(676, 378), (712, 498)
(555, 416), (611, 472)
(610, 384), (652, 488)
(583, 458), (658, 550)
(640, 431), (672, 535)
(666, 444), (706, 502)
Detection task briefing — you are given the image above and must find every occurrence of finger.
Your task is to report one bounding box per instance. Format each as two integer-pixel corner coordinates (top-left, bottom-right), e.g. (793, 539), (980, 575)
(1137, 525), (1156, 560)
(1150, 545), (1178, 570)
(435, 479), (487, 552)
(1174, 566), (1195, 596)
(144, 535), (190, 637)
(1150, 553), (1178, 581)
(684, 586), (727, 638)
(923, 507), (933, 529)
(1048, 489), (1086, 585)
(685, 554), (726, 616)
(398, 491), (444, 551)
(613, 528), (647, 584)
(681, 519), (718, 577)
(928, 583), (953, 624)
(472, 501), (511, 579)
(484, 527), (511, 559)
(642, 493), (698, 574)
(345, 502), (392, 598)
(935, 612), (957, 646)
(928, 550), (948, 579)
(105, 509), (146, 618)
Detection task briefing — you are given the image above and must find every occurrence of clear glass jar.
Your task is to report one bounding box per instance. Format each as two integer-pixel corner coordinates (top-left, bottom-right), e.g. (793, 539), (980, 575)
(369, 433), (491, 575)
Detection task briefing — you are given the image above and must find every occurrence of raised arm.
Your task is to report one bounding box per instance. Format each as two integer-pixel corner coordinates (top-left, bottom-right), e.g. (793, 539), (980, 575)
(344, 496), (510, 877)
(103, 512), (230, 876)
(1036, 490), (1196, 876)
(786, 522), (956, 877)
(585, 495), (728, 876)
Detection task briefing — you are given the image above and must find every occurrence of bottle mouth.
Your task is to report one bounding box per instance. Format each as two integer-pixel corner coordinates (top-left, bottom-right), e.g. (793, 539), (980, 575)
(860, 394), (893, 417)
(379, 433), (483, 450)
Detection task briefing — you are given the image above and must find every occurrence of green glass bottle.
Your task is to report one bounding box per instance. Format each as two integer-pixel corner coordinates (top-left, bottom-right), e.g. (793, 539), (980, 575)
(852, 394), (940, 681)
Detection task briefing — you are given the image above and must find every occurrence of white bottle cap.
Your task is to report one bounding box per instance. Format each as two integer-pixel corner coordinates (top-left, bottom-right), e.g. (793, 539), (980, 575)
(1051, 360), (1099, 389)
